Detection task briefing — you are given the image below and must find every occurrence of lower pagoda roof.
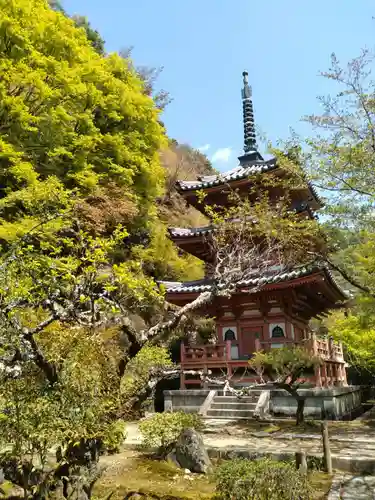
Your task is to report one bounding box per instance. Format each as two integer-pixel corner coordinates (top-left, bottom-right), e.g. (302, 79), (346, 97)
(160, 263), (349, 303)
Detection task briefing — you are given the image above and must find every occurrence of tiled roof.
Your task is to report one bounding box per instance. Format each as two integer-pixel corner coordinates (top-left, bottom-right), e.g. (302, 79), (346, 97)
(168, 226), (214, 238)
(159, 263), (348, 298)
(176, 158), (323, 208)
(168, 204), (315, 240)
(176, 158), (277, 191)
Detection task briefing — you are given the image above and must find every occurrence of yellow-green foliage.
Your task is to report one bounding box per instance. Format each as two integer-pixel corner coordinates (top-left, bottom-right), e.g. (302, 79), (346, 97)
(0, 0), (165, 240)
(0, 0), (207, 283)
(120, 346), (173, 406)
(139, 412), (204, 449)
(133, 220), (204, 281)
(327, 297), (375, 371)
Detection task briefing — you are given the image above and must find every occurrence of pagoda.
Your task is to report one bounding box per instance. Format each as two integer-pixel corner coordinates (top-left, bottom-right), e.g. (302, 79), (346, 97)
(161, 72), (348, 389)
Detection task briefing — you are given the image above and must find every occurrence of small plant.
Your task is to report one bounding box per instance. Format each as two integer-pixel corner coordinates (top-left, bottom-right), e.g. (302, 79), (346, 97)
(215, 458), (313, 500)
(139, 412), (204, 450)
(103, 419), (127, 454)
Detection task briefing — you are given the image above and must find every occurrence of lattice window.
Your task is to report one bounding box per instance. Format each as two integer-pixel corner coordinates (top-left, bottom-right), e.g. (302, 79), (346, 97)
(224, 329), (236, 341)
(271, 325), (285, 338)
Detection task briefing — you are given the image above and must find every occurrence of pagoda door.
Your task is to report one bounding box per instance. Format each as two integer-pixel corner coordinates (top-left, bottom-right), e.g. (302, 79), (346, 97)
(240, 326), (263, 358)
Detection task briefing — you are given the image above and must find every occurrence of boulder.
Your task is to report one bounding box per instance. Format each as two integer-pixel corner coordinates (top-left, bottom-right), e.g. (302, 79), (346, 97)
(175, 428), (212, 474)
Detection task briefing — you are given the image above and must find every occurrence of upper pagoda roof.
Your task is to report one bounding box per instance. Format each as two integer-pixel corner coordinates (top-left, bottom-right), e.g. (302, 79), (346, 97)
(176, 156), (322, 209)
(176, 157), (277, 192)
(168, 225), (214, 238)
(176, 71), (322, 209)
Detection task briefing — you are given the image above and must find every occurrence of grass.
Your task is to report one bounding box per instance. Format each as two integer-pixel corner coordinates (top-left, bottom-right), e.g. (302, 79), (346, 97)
(94, 450), (332, 500)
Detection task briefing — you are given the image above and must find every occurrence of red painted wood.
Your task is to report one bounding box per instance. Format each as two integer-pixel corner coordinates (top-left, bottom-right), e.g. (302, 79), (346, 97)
(240, 326), (263, 357)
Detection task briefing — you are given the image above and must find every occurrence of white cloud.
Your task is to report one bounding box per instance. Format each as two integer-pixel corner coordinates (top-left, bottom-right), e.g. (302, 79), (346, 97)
(211, 147), (232, 163)
(197, 144), (211, 152)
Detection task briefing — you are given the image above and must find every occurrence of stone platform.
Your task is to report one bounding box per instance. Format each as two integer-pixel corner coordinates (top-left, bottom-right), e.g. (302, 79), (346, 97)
(164, 386), (369, 420)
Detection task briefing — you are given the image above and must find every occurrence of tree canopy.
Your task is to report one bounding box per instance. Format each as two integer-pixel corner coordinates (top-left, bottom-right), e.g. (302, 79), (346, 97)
(0, 0), (165, 242)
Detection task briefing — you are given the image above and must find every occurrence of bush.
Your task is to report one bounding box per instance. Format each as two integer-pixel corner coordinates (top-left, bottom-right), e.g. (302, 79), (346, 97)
(103, 420), (127, 454)
(139, 412), (204, 449)
(215, 458), (313, 500)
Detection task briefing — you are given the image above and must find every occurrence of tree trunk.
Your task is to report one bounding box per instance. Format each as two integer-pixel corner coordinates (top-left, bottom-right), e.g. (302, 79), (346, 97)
(296, 397), (305, 425)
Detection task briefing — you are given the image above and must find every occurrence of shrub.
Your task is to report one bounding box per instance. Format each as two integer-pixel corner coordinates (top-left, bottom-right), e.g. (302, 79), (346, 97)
(215, 458), (313, 500)
(103, 420), (127, 454)
(139, 412), (204, 449)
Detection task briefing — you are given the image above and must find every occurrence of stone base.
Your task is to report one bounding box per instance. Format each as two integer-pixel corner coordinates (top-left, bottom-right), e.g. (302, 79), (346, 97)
(270, 386), (366, 420)
(164, 386), (371, 420)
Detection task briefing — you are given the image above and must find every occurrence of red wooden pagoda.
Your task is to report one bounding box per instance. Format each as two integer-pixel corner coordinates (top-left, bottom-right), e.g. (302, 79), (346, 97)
(161, 72), (348, 389)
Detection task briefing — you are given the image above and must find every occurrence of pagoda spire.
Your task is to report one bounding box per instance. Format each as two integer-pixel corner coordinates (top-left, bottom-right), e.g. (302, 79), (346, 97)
(241, 71), (257, 153)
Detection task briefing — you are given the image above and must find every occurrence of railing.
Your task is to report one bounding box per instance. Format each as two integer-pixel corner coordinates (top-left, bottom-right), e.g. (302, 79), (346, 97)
(312, 336), (344, 362)
(181, 341), (231, 364)
(181, 336), (344, 365)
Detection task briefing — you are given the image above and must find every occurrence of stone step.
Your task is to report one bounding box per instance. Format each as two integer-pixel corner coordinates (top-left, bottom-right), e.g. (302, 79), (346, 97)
(206, 409), (255, 418)
(213, 396), (258, 403)
(210, 402), (257, 410)
(216, 390), (263, 397)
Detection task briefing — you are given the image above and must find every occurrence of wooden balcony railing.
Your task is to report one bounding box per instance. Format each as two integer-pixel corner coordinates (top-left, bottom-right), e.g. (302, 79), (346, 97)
(181, 335), (344, 366)
(181, 341), (231, 364)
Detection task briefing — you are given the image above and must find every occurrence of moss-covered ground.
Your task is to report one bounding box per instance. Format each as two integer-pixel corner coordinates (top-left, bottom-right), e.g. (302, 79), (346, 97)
(94, 450), (332, 499)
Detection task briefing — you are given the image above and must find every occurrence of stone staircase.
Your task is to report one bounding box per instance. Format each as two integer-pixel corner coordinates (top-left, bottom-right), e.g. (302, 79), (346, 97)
(205, 390), (262, 419)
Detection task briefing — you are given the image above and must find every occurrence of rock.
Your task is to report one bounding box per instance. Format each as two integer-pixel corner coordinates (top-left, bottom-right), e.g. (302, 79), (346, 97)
(184, 468), (191, 474)
(254, 390), (271, 419)
(166, 450), (180, 468)
(175, 428), (212, 474)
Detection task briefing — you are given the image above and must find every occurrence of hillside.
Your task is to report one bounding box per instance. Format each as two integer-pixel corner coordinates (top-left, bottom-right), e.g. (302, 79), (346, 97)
(159, 141), (215, 228)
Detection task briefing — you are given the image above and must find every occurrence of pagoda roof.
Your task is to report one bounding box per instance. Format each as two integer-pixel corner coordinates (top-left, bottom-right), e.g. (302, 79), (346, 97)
(168, 225), (214, 238)
(176, 157), (322, 209)
(159, 263), (348, 300)
(176, 157), (277, 191)
(168, 203), (315, 241)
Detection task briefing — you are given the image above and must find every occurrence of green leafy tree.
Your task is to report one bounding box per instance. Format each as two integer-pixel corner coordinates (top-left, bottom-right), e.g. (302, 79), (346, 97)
(249, 348), (321, 425)
(72, 15), (105, 55)
(301, 48), (375, 371)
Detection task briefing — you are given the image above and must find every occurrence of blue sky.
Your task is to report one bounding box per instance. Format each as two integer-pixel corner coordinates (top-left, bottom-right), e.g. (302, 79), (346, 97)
(63, 0), (375, 170)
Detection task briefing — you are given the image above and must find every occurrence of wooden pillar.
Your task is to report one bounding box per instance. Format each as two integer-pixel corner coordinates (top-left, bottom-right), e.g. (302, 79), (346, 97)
(180, 342), (186, 389)
(321, 363), (328, 387)
(311, 332), (318, 356)
(180, 371), (186, 390)
(225, 340), (232, 361)
(321, 421), (332, 474)
(285, 320), (292, 340)
(315, 365), (322, 388)
(333, 363), (340, 385)
(255, 337), (261, 352)
(326, 364), (331, 387)
(340, 363), (348, 386)
(225, 339), (232, 379)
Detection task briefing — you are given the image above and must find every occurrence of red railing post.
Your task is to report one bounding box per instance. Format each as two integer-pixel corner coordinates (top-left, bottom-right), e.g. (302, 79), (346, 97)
(255, 338), (261, 352)
(328, 336), (334, 359)
(226, 340), (231, 361)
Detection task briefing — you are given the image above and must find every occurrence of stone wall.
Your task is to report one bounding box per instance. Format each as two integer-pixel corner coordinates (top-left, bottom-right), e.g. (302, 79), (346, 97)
(164, 387), (368, 420)
(270, 386), (365, 420)
(164, 390), (210, 413)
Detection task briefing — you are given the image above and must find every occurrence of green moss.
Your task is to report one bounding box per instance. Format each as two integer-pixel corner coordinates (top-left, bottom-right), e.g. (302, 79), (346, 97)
(95, 451), (215, 499)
